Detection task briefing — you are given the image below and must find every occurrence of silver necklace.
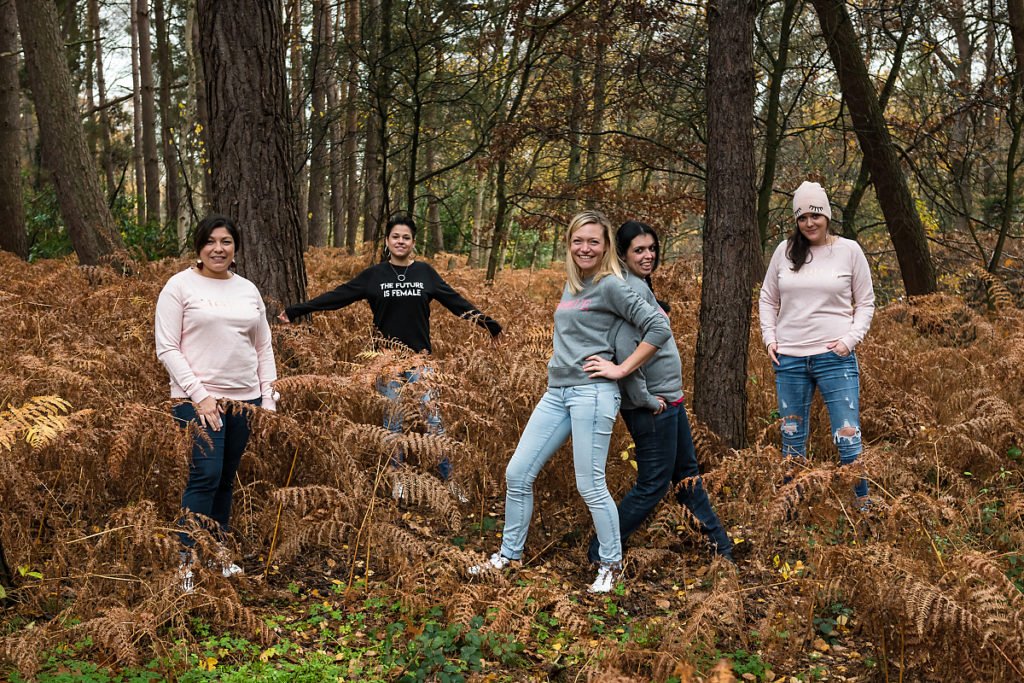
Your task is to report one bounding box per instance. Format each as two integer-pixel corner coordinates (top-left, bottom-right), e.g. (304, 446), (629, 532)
(389, 261), (411, 282)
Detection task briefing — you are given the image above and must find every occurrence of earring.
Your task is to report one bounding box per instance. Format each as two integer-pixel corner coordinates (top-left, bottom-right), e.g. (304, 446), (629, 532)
(195, 258), (203, 270)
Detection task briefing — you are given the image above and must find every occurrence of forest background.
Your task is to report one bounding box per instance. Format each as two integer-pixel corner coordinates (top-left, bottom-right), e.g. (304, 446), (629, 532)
(1, 0), (1023, 681)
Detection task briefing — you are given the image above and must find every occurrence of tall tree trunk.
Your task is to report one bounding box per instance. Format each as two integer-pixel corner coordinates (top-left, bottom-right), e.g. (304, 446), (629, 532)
(196, 0), (306, 307)
(362, 0), (386, 245)
(326, 3), (344, 248)
(693, 0), (758, 449)
(15, 0), (123, 264)
(583, 17), (608, 202)
(307, 0), (329, 248)
(288, 0), (308, 245)
(755, 0), (798, 252)
(0, 0), (27, 258)
(129, 0), (145, 222)
(469, 165), (487, 267)
(485, 156), (509, 281)
(343, 0), (360, 252)
(154, 0), (181, 244)
(87, 0), (114, 193)
(137, 0), (160, 225)
(189, 0), (211, 203)
(989, 0), (1024, 271)
(811, 0), (937, 295)
(425, 53), (443, 255)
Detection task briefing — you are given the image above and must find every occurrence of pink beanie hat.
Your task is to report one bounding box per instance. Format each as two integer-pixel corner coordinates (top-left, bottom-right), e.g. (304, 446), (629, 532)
(792, 181), (832, 220)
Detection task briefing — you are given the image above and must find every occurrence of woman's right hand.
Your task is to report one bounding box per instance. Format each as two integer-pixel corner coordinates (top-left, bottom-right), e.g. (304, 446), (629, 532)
(276, 311), (291, 324)
(767, 342), (780, 366)
(196, 396), (224, 431)
(653, 396), (667, 415)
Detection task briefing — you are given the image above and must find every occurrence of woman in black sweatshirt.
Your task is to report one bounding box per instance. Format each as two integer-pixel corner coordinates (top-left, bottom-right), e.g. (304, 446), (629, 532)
(279, 215), (501, 494)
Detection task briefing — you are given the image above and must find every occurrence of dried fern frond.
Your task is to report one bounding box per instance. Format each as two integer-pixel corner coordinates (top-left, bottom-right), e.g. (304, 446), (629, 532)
(0, 395), (72, 450)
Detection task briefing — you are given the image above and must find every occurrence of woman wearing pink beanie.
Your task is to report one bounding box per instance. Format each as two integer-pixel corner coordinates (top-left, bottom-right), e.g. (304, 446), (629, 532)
(758, 181), (875, 505)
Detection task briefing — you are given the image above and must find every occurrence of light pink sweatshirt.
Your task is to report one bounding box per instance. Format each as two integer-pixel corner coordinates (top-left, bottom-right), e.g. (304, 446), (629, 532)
(759, 237), (875, 357)
(155, 268), (277, 410)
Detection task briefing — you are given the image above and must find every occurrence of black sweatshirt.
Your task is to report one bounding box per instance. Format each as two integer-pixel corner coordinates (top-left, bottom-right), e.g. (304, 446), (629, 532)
(284, 261), (501, 353)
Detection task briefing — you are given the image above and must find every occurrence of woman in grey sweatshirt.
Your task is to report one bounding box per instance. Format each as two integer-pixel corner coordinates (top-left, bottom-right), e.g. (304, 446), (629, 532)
(585, 220), (732, 564)
(468, 210), (671, 593)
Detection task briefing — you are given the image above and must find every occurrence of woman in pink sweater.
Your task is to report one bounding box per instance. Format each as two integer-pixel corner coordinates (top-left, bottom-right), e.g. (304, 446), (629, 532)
(758, 182), (875, 504)
(155, 215), (278, 591)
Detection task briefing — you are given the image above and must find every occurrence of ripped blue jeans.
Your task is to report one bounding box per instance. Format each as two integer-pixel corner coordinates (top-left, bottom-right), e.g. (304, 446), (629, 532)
(774, 351), (868, 497)
(376, 366), (451, 480)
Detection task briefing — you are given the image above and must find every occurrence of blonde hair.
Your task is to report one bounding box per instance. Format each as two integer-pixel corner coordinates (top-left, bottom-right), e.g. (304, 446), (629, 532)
(565, 210), (622, 294)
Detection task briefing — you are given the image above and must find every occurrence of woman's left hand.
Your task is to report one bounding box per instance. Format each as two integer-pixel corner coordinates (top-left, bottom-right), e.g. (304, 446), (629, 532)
(827, 340), (850, 357)
(584, 355), (626, 380)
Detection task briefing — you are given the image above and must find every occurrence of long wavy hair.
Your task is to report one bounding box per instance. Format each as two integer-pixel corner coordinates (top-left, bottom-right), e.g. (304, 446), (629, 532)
(565, 210), (622, 295)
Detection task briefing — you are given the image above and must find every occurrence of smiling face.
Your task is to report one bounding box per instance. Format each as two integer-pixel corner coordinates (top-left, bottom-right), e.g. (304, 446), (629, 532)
(386, 223), (415, 263)
(570, 222), (607, 278)
(197, 227), (235, 279)
(624, 233), (657, 278)
(797, 212), (830, 246)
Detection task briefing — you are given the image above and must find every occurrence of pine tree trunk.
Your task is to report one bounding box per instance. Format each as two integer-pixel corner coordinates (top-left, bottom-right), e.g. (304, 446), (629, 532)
(154, 0), (181, 243)
(15, 0), (123, 264)
(343, 0), (360, 252)
(288, 0), (308, 245)
(87, 0), (115, 193)
(307, 0), (329, 248)
(129, 0), (145, 222)
(137, 0), (160, 225)
(811, 0), (936, 295)
(196, 0), (306, 308)
(0, 0), (27, 258)
(693, 0), (759, 449)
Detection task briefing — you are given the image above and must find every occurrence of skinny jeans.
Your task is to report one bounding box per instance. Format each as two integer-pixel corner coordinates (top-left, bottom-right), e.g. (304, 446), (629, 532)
(173, 398), (261, 547)
(501, 383), (622, 564)
(587, 402), (731, 562)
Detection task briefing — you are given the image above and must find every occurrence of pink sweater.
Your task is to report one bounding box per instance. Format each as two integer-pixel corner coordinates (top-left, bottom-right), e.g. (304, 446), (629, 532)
(759, 237), (875, 357)
(155, 268), (277, 410)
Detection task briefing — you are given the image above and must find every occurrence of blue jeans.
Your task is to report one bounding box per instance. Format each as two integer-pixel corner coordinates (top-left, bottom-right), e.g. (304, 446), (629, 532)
(172, 398), (261, 547)
(587, 402), (731, 562)
(376, 367), (451, 480)
(501, 383), (622, 564)
(774, 351), (868, 497)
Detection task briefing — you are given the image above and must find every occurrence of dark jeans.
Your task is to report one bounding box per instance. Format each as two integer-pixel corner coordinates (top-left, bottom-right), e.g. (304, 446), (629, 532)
(587, 402), (731, 562)
(172, 398), (260, 547)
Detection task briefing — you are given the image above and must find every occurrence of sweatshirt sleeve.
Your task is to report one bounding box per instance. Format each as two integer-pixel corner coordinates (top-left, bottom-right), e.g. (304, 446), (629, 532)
(154, 279), (211, 404)
(758, 246), (783, 348)
(613, 321), (661, 412)
(840, 243), (876, 352)
(607, 277), (671, 350)
(430, 267), (502, 337)
(253, 293), (278, 411)
(284, 268), (370, 320)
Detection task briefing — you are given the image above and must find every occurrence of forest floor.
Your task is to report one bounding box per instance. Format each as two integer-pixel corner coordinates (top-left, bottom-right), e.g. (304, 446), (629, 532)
(0, 249), (1022, 682)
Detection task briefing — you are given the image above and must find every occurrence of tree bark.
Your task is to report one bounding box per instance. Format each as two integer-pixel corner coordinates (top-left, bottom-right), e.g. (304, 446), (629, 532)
(196, 0), (306, 308)
(811, 0), (936, 295)
(288, 0), (308, 245)
(15, 0), (123, 264)
(342, 0), (360, 252)
(990, 0), (1024, 271)
(137, 0), (160, 225)
(0, 0), (27, 258)
(87, 0), (114, 193)
(307, 0), (329, 248)
(129, 0), (145, 222)
(154, 0), (181, 242)
(362, 0), (387, 245)
(693, 0), (759, 449)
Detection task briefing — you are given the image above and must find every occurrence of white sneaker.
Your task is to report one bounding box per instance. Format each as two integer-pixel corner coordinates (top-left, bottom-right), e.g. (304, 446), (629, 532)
(467, 552), (511, 576)
(447, 480), (470, 504)
(587, 563), (620, 594)
(178, 563), (194, 593)
(221, 562), (244, 578)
